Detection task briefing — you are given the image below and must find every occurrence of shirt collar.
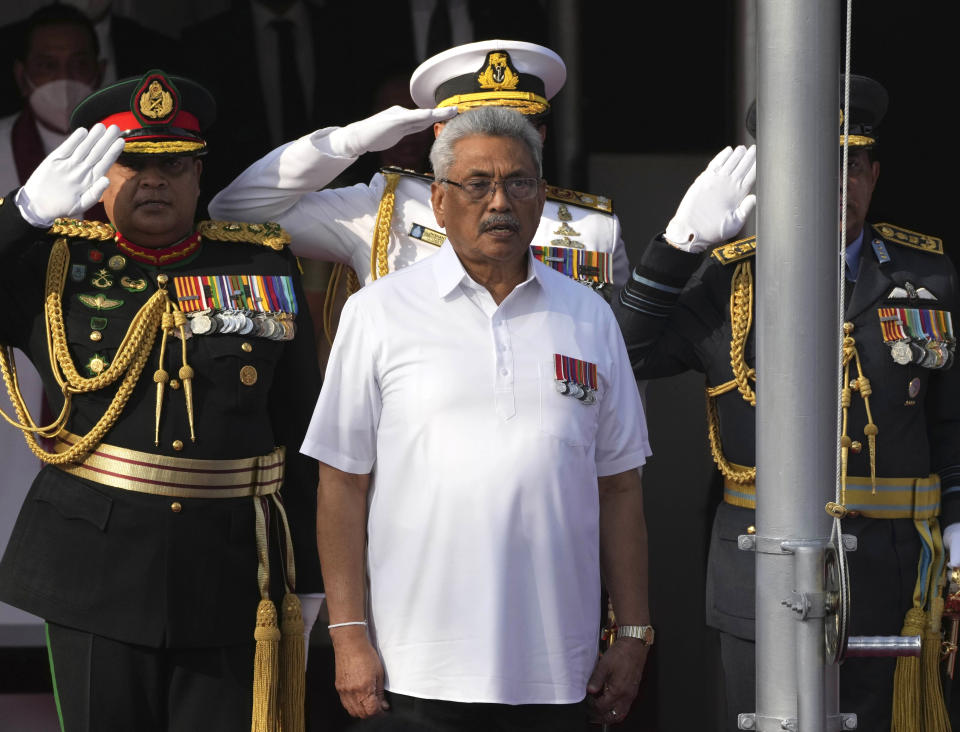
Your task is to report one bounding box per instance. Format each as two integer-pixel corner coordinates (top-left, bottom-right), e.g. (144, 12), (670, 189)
(433, 240), (540, 298)
(846, 229), (865, 280)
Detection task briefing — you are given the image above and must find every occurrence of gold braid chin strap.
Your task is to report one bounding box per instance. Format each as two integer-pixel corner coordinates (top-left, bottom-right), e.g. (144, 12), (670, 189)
(706, 261), (757, 483)
(0, 237), (182, 465)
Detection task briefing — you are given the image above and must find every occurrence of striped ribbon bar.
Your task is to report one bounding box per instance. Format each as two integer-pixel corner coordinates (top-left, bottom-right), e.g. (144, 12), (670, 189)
(554, 353), (598, 389)
(532, 246), (612, 285)
(877, 307), (954, 343)
(173, 275), (299, 314)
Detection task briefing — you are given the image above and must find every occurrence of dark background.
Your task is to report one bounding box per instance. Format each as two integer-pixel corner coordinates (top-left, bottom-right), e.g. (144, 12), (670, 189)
(0, 2), (951, 731)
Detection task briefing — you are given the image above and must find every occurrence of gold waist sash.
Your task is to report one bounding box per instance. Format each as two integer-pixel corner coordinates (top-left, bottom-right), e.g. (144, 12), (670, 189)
(53, 431), (285, 499)
(723, 463), (940, 520)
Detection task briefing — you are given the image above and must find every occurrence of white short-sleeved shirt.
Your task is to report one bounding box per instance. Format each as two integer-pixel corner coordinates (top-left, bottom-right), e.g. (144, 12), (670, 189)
(301, 242), (650, 705)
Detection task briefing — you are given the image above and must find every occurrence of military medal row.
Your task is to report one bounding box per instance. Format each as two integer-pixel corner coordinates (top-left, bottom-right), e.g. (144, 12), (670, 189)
(185, 309), (296, 340)
(553, 353), (598, 405)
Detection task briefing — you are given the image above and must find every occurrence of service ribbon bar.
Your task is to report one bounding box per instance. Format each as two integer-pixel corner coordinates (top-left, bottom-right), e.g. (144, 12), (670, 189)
(877, 307), (955, 344)
(532, 246), (613, 286)
(173, 275), (299, 314)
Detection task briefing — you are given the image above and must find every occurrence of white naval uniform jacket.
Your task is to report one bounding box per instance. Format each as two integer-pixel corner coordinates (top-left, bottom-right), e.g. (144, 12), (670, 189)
(208, 127), (630, 289)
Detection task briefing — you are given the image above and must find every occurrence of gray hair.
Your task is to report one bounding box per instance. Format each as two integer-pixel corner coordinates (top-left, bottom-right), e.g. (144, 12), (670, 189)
(429, 107), (543, 180)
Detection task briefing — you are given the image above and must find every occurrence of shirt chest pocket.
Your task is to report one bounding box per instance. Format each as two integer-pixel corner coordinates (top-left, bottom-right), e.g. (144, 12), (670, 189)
(537, 357), (603, 447)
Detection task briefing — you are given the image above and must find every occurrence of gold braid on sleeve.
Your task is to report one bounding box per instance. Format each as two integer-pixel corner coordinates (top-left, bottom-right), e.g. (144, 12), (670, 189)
(0, 237), (173, 465)
(704, 261), (757, 484)
(370, 172), (401, 281)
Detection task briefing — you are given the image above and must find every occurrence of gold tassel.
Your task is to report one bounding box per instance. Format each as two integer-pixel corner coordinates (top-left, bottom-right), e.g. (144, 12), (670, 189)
(891, 606), (925, 731)
(279, 593), (306, 732)
(252, 599), (280, 732)
(922, 599), (951, 732)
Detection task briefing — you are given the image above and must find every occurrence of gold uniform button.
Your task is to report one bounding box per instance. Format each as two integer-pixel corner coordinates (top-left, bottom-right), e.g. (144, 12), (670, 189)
(850, 440), (862, 454)
(241, 342), (253, 353)
(746, 525), (756, 535)
(239, 365), (258, 386)
(157, 273), (169, 286)
(89, 330), (103, 342)
(170, 501), (182, 513)
(172, 439), (184, 451)
(170, 379), (181, 390)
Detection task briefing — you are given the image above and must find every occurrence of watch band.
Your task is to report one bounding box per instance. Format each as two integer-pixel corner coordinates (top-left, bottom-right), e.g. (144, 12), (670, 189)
(617, 624), (655, 646)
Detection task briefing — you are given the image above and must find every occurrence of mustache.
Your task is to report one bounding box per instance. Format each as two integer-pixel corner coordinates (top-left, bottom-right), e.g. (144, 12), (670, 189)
(479, 214), (520, 233)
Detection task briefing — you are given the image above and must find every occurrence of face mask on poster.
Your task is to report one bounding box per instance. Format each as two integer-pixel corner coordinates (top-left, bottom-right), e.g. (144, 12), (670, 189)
(28, 79), (94, 134)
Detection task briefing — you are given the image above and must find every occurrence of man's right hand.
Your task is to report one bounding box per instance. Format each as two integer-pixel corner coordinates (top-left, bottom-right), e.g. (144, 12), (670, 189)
(665, 144), (757, 253)
(330, 626), (390, 718)
(326, 105), (458, 158)
(18, 124), (124, 228)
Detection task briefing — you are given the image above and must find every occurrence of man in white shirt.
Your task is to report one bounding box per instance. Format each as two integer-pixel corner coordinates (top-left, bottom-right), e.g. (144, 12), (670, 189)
(302, 107), (652, 731)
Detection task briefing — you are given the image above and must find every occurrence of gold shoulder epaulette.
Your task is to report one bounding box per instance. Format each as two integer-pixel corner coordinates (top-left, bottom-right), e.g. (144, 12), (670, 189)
(380, 165), (434, 184)
(545, 184), (613, 214)
(48, 217), (115, 241)
(711, 236), (757, 265)
(197, 220), (290, 251)
(874, 223), (943, 255)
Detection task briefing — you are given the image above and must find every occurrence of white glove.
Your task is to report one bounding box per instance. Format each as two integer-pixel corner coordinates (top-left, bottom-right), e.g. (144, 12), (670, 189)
(297, 592), (325, 663)
(944, 522), (960, 567)
(326, 105), (458, 159)
(17, 124), (125, 228)
(665, 144), (757, 253)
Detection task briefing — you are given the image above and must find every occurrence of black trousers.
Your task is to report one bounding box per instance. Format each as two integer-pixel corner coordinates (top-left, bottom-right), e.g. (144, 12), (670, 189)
(380, 691), (590, 732)
(45, 622), (254, 732)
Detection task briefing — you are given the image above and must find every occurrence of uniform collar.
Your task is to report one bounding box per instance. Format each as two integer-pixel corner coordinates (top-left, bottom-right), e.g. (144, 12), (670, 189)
(114, 229), (203, 268)
(433, 239), (539, 299)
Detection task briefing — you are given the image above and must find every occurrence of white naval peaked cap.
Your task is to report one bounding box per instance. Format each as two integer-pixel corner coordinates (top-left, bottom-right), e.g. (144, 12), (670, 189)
(409, 39), (567, 116)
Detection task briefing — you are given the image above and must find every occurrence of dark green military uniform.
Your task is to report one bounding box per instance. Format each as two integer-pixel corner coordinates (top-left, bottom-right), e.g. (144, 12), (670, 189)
(0, 200), (322, 729)
(614, 224), (960, 730)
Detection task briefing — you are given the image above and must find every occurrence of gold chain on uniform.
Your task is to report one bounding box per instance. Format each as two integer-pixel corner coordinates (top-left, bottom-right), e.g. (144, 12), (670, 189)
(704, 261), (757, 483)
(0, 237), (181, 464)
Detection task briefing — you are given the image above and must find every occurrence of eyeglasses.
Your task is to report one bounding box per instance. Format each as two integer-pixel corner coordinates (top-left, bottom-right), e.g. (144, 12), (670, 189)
(439, 176), (541, 202)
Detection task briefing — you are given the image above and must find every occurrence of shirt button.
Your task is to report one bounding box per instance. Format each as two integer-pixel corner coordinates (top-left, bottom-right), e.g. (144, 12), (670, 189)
(172, 440), (184, 451)
(170, 501), (182, 513)
(500, 368), (509, 376)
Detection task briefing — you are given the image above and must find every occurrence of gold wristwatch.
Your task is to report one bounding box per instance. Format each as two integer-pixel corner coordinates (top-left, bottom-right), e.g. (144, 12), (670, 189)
(617, 624), (655, 646)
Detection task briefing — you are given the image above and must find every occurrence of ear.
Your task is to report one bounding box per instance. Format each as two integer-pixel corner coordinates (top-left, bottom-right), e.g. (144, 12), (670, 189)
(433, 121), (445, 138)
(430, 180), (446, 227)
(14, 60), (29, 98)
(870, 160), (880, 190)
(535, 179), (547, 218)
(536, 123), (547, 143)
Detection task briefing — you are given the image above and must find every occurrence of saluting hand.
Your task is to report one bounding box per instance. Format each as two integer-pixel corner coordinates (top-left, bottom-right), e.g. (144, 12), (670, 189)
(327, 105), (458, 158)
(665, 144), (757, 253)
(18, 124), (125, 228)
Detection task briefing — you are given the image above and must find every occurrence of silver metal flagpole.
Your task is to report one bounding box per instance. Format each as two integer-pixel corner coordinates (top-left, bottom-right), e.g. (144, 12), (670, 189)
(752, 1), (840, 729)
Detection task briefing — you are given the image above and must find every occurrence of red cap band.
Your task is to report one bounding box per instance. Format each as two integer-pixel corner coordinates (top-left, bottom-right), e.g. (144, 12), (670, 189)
(99, 110), (201, 134)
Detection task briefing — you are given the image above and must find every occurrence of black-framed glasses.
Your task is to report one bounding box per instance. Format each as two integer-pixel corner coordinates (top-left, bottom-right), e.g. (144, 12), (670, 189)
(439, 176), (541, 202)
